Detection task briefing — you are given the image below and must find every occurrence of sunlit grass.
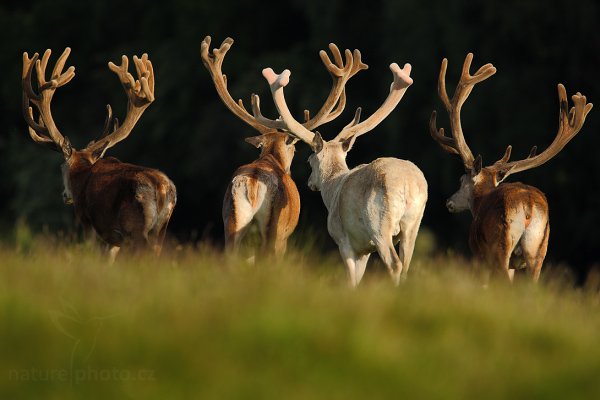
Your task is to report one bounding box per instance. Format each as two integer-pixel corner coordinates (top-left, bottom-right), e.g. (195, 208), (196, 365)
(1, 237), (600, 399)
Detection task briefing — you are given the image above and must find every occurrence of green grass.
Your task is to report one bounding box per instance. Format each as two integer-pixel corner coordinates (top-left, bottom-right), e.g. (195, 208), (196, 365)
(1, 239), (600, 399)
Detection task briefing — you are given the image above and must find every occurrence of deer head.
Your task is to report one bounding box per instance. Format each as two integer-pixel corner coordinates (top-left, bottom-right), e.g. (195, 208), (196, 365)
(429, 53), (593, 213)
(201, 36), (369, 173)
(259, 61), (413, 191)
(22, 48), (155, 204)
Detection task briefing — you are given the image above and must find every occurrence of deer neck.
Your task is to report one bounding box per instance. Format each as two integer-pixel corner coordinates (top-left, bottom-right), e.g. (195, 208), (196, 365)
(319, 155), (350, 212)
(261, 143), (292, 173)
(67, 157), (95, 205)
(471, 175), (497, 217)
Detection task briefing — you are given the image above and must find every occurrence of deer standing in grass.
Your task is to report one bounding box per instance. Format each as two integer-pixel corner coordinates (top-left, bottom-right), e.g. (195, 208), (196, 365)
(22, 48), (176, 261)
(258, 60), (427, 286)
(201, 36), (366, 256)
(429, 53), (592, 282)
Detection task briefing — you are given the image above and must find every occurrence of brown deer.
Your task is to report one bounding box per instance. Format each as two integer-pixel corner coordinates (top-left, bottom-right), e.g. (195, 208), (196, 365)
(260, 60), (427, 287)
(22, 48), (176, 261)
(429, 53), (592, 282)
(201, 36), (367, 256)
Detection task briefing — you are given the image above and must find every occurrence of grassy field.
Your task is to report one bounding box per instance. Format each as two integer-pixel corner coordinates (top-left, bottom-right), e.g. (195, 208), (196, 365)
(1, 237), (600, 399)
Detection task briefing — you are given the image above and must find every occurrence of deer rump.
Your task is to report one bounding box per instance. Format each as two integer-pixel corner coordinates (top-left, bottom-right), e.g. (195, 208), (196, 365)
(73, 157), (176, 247)
(328, 158), (428, 254)
(222, 158), (300, 243)
(469, 182), (549, 269)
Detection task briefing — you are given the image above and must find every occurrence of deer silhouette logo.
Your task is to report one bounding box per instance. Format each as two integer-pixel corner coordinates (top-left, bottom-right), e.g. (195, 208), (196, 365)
(50, 299), (117, 383)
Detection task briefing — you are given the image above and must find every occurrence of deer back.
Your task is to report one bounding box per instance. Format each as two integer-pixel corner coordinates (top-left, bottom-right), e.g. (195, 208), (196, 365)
(468, 180), (548, 258)
(70, 156), (176, 245)
(327, 158), (427, 251)
(223, 132), (300, 233)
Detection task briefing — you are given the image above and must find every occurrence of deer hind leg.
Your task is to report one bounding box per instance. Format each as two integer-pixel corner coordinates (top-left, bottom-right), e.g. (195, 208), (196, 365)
(374, 238), (404, 286)
(223, 198), (255, 254)
(269, 232), (289, 259)
(151, 185), (177, 257)
(494, 215), (529, 282)
(498, 242), (515, 282)
(264, 208), (294, 258)
(485, 239), (513, 283)
(224, 217), (252, 254)
(486, 250), (512, 282)
(396, 205), (426, 281)
(521, 220), (550, 283)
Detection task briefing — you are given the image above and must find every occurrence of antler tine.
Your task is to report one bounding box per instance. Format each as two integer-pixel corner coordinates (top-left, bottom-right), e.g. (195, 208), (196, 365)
(22, 52), (41, 101)
(86, 105), (119, 151)
(303, 43), (367, 131)
(335, 62), (413, 142)
(35, 50), (51, 87)
(493, 83), (593, 178)
(318, 43), (345, 77)
(133, 54), (155, 99)
(250, 94), (287, 130)
(349, 49), (368, 77)
(22, 48), (74, 153)
(97, 104), (117, 139)
(497, 145), (512, 164)
(23, 105), (47, 136)
(262, 67), (316, 146)
(437, 58), (451, 112)
(50, 48), (76, 87)
(85, 53), (156, 153)
(35, 49), (75, 92)
(24, 106), (60, 151)
(303, 110), (310, 122)
(103, 104), (113, 135)
(201, 36), (281, 134)
(429, 110), (460, 156)
(22, 53), (44, 134)
(342, 107), (362, 130)
(431, 53), (496, 169)
(528, 146), (537, 158)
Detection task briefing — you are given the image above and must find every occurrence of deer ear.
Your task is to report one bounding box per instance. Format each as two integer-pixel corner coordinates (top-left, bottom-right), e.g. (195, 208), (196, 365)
(341, 135), (356, 153)
(312, 131), (324, 153)
(245, 136), (264, 148)
(285, 135), (298, 145)
(472, 154), (483, 175)
(62, 137), (73, 160)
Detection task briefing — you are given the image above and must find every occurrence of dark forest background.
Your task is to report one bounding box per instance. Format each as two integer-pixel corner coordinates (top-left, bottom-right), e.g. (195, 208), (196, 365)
(0, 0), (598, 277)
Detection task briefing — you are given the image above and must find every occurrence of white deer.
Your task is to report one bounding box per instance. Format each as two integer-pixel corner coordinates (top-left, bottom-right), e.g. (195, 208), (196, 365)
(256, 62), (427, 286)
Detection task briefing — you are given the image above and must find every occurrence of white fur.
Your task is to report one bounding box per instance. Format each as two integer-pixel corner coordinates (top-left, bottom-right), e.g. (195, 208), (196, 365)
(310, 141), (428, 287)
(229, 175), (271, 237)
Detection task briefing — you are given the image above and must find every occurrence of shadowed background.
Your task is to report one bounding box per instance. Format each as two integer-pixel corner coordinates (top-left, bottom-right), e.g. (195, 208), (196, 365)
(0, 0), (598, 277)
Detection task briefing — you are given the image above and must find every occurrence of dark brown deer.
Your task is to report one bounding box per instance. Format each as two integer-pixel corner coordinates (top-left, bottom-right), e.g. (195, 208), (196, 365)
(22, 48), (176, 261)
(430, 53), (592, 282)
(201, 36), (366, 256)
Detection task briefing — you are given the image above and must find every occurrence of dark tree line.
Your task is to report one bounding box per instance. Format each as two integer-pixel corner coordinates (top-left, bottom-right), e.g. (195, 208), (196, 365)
(0, 0), (598, 277)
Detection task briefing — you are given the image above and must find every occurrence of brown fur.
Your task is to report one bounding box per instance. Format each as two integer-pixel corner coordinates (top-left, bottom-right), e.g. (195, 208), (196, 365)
(222, 132), (300, 256)
(67, 150), (176, 254)
(468, 169), (549, 281)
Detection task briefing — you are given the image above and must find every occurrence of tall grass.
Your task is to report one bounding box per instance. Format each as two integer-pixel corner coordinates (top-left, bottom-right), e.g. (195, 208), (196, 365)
(1, 239), (600, 399)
